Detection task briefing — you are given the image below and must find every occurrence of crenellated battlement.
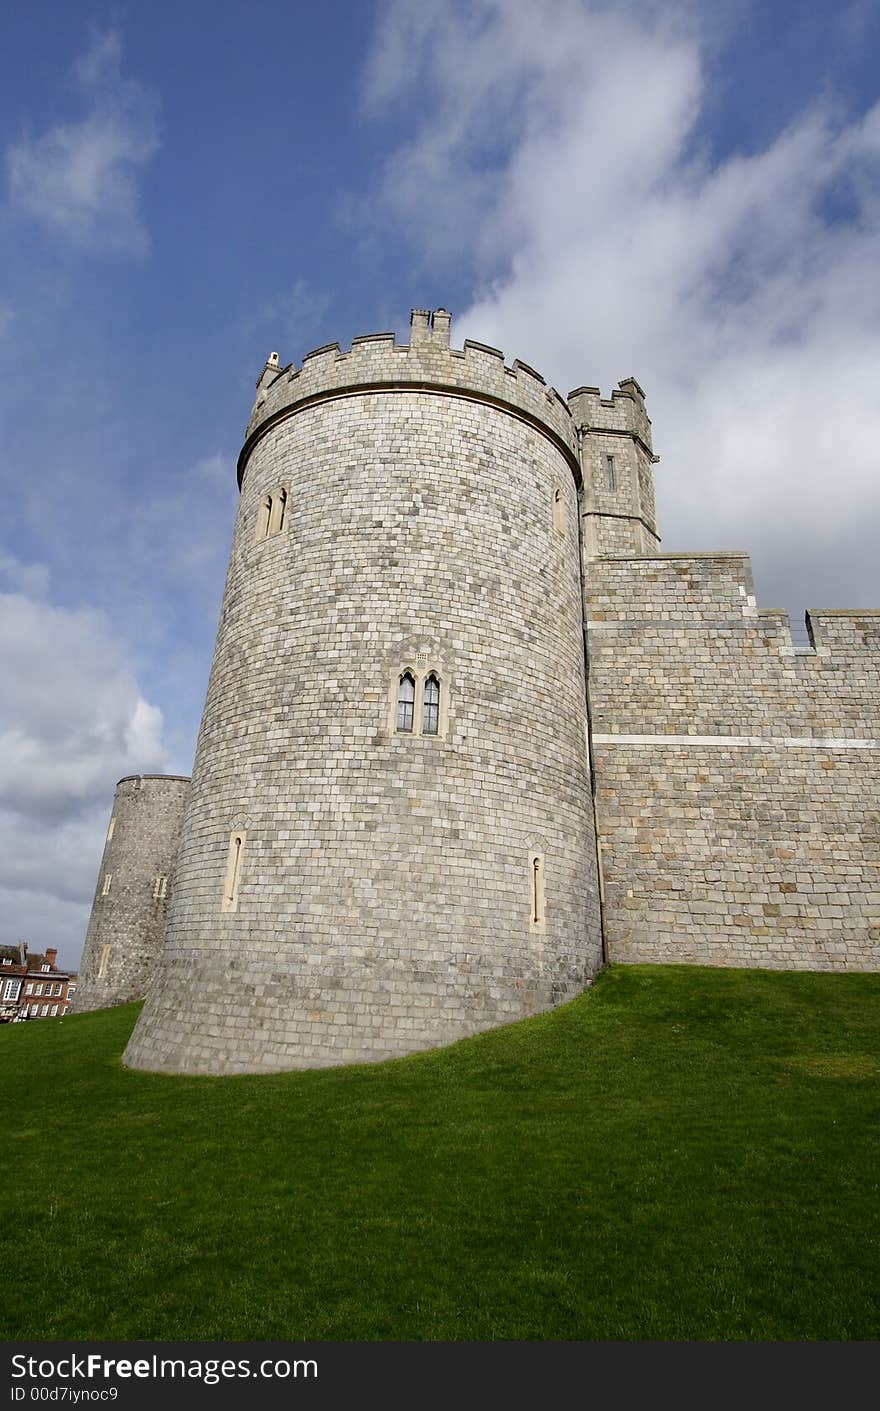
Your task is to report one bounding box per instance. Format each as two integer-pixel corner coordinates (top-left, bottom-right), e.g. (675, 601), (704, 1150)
(568, 379), (654, 457)
(588, 557), (880, 663)
(241, 308), (578, 487)
(747, 607), (880, 659)
(585, 552), (880, 736)
(804, 608), (880, 655)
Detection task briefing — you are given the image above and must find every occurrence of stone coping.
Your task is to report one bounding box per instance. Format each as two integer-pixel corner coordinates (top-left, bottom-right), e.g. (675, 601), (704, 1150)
(116, 774), (192, 786)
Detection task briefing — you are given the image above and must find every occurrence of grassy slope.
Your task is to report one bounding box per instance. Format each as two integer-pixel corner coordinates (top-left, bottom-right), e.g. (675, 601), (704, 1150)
(2, 964), (879, 1341)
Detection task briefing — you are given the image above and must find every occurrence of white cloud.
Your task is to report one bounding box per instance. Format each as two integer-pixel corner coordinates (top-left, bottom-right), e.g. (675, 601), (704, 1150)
(6, 27), (159, 254)
(365, 0), (880, 616)
(0, 551), (49, 599)
(0, 572), (167, 966)
(0, 588), (166, 820)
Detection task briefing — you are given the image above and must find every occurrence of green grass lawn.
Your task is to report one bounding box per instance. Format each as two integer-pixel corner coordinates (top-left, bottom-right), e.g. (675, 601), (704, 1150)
(2, 964), (879, 1341)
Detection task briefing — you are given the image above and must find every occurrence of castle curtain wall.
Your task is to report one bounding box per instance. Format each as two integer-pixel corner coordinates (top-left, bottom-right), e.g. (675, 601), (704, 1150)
(585, 553), (880, 970)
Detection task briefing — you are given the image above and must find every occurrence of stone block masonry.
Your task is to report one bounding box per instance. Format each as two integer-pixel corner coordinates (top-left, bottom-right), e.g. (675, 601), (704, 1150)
(585, 553), (880, 969)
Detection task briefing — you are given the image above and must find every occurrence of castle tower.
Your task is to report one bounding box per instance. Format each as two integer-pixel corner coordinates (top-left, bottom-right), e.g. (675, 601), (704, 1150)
(74, 774), (190, 1011)
(123, 309), (603, 1074)
(569, 379), (660, 558)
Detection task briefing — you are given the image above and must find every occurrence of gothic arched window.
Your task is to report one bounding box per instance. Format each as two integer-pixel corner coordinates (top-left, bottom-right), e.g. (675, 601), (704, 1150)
(269, 487), (287, 535)
(256, 495), (272, 541)
(396, 673), (415, 733)
(256, 487), (289, 542)
(422, 674), (440, 735)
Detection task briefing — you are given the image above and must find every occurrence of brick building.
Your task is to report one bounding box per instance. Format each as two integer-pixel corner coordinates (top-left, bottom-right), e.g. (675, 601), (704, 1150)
(1, 944), (77, 1021)
(0, 946), (27, 1021)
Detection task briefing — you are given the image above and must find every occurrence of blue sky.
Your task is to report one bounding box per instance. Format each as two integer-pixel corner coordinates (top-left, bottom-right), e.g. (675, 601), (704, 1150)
(1, 0), (878, 966)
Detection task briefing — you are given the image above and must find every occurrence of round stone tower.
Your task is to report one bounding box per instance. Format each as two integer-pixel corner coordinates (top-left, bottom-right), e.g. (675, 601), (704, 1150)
(124, 308), (603, 1074)
(74, 774), (190, 1011)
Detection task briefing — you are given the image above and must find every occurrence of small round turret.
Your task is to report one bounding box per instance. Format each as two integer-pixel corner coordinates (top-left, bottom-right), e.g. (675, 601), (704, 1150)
(74, 774), (190, 1011)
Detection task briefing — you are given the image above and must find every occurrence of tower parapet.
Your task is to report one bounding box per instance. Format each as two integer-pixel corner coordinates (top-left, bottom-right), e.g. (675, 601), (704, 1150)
(74, 774), (190, 1012)
(244, 308), (579, 487)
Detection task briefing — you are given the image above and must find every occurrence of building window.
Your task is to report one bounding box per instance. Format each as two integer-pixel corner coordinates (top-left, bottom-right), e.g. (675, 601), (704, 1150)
(256, 495), (272, 541)
(98, 946), (111, 978)
(605, 455), (616, 491)
(101, 873), (112, 896)
(41, 963), (50, 972)
(153, 874), (169, 900)
(396, 673), (415, 733)
(51, 1005), (58, 1017)
(529, 852), (546, 931)
(256, 487), (289, 542)
(25, 982), (33, 995)
(268, 487), (287, 535)
(1, 956), (10, 965)
(106, 816), (116, 842)
(222, 831), (245, 911)
(35, 983), (44, 995)
(422, 674), (440, 735)
(390, 666), (448, 739)
(553, 487), (566, 533)
(41, 1004), (50, 1016)
(3, 979), (20, 1001)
